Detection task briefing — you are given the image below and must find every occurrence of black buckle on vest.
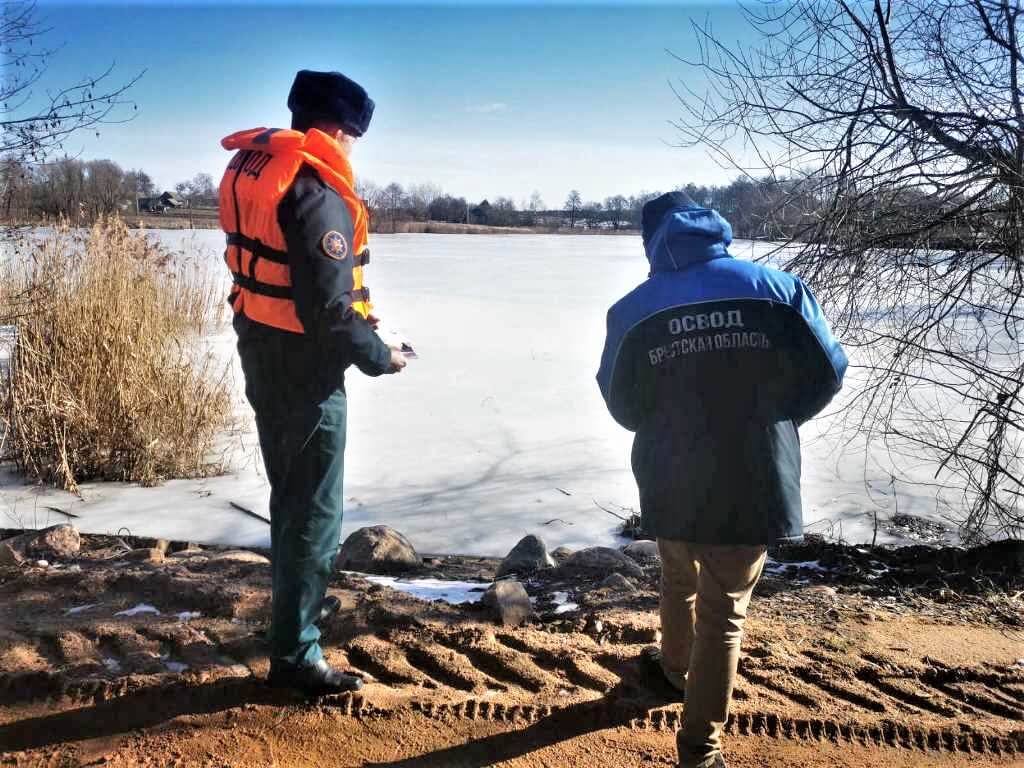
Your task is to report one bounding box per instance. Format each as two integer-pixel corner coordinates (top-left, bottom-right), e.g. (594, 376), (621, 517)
(353, 249), (370, 267)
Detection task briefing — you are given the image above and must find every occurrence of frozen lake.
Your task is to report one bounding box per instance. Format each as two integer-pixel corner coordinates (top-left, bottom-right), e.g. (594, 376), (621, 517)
(0, 232), (959, 555)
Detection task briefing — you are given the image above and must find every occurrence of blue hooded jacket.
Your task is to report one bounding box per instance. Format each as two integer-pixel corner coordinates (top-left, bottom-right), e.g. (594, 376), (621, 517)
(597, 204), (847, 545)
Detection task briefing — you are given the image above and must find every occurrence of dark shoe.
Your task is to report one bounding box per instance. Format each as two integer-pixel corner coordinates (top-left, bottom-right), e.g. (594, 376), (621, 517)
(316, 595), (341, 626)
(640, 645), (686, 696)
(682, 755), (725, 768)
(267, 658), (363, 695)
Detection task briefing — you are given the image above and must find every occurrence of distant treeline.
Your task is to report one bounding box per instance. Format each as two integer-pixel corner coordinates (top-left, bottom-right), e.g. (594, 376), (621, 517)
(1, 158), (219, 221)
(2, 156), (820, 237)
(346, 178), (822, 237)
(0, 157), (996, 246)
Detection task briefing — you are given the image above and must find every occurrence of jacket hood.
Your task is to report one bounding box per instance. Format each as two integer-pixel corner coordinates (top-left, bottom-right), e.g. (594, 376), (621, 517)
(645, 205), (733, 274)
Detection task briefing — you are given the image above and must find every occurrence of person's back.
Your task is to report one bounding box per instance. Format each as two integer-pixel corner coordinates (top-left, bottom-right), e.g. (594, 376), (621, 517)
(597, 191), (847, 768)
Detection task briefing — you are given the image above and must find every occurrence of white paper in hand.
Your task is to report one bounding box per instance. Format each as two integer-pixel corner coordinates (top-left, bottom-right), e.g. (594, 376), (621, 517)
(376, 322), (418, 359)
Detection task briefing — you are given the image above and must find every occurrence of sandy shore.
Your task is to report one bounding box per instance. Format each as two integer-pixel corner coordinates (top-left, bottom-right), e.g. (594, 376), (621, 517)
(0, 531), (1021, 767)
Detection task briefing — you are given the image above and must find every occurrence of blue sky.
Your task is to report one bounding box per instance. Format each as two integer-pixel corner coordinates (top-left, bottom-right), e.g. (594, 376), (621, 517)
(36, 1), (754, 204)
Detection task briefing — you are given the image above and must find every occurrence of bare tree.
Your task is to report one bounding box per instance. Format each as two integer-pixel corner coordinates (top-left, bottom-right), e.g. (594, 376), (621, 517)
(382, 182), (405, 232)
(675, 0), (1024, 541)
(123, 168), (155, 205)
(490, 196), (518, 227)
(38, 157), (85, 218)
(565, 189), (582, 229)
(604, 195), (628, 230)
(0, 1), (142, 166)
(356, 178), (381, 219)
(83, 159), (125, 217)
(406, 182), (442, 221)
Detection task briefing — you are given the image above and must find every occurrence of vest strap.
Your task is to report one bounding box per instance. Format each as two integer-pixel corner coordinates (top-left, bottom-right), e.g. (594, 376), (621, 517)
(353, 249), (370, 267)
(226, 232), (290, 265)
(231, 273), (294, 299)
(231, 278), (366, 306)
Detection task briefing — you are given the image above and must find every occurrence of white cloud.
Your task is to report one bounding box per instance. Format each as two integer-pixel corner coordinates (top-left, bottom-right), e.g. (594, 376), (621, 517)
(465, 102), (509, 114)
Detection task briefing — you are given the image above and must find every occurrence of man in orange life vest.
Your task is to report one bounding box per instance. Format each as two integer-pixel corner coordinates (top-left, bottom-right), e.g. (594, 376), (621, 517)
(218, 70), (406, 695)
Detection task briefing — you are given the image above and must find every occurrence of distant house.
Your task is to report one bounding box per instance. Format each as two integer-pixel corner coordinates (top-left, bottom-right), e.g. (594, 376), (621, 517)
(469, 199), (492, 225)
(138, 191), (184, 213)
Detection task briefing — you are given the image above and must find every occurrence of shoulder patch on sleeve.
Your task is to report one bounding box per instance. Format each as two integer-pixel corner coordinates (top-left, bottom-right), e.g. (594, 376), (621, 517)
(320, 230), (349, 261)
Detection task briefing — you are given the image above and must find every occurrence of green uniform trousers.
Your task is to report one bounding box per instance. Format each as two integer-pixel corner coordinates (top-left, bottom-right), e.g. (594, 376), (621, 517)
(239, 332), (347, 667)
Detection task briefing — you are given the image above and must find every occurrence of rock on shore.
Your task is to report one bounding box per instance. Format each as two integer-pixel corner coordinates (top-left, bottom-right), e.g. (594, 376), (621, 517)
(497, 534), (555, 577)
(556, 546), (644, 579)
(336, 526), (420, 574)
(0, 524), (80, 566)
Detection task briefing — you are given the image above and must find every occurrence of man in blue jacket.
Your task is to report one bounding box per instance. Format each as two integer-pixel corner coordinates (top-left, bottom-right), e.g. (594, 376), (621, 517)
(597, 191), (847, 768)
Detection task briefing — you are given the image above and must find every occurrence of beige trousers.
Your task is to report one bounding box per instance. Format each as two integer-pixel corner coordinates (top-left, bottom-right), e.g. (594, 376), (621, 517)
(657, 539), (767, 768)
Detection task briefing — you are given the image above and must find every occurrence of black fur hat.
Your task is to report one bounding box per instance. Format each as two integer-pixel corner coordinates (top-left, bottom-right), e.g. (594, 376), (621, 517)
(641, 190), (698, 243)
(287, 70), (375, 137)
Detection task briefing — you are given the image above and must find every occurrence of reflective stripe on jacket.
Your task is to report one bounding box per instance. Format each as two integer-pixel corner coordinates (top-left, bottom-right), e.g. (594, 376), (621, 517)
(218, 127), (372, 333)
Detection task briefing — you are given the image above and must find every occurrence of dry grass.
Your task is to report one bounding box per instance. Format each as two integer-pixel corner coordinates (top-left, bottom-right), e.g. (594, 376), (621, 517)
(0, 219), (232, 491)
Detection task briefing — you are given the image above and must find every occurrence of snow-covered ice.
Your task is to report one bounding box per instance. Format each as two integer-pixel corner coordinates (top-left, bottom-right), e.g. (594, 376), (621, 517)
(0, 232), (973, 555)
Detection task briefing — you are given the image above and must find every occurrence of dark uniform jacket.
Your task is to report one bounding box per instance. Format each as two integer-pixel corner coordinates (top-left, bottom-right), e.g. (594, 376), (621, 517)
(597, 205), (848, 545)
(234, 166), (392, 400)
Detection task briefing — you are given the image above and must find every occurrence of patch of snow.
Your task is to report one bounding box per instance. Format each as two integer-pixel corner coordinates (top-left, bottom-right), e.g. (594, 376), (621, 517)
(866, 561), (891, 579)
(164, 660), (189, 673)
(552, 590), (579, 614)
(102, 657), (121, 673)
(765, 558), (831, 574)
(115, 603), (161, 617)
(0, 325), (13, 367)
(176, 611), (202, 622)
(354, 574), (490, 605)
(66, 603), (100, 615)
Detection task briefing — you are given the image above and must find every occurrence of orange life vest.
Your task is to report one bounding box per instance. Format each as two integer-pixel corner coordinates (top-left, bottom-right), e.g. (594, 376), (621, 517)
(218, 127), (373, 334)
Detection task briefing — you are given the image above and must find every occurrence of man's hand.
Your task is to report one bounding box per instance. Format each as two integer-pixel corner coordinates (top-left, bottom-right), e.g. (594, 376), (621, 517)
(388, 349), (407, 373)
(366, 313), (381, 330)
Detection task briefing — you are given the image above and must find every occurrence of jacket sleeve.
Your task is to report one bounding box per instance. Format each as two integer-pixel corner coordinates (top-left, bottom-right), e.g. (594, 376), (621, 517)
(597, 305), (642, 431)
(278, 168), (392, 376)
(787, 279), (848, 424)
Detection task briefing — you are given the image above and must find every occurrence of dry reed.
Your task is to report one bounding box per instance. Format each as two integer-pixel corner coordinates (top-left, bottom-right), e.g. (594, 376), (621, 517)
(0, 219), (232, 491)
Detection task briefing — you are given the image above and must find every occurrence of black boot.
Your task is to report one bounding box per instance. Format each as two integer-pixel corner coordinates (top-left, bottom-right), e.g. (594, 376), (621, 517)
(640, 645), (686, 698)
(267, 658), (363, 695)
